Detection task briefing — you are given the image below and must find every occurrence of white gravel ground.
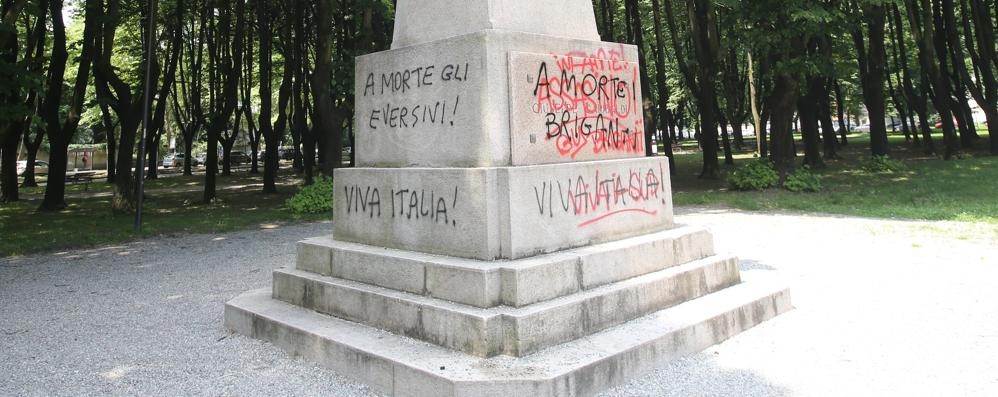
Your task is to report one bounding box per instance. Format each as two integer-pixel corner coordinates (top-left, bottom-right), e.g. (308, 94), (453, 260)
(2, 208), (996, 396)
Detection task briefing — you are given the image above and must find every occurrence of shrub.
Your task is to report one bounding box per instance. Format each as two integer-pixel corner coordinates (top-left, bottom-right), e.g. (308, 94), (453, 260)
(728, 160), (779, 191)
(286, 176), (334, 215)
(862, 155), (906, 173)
(784, 166), (823, 193)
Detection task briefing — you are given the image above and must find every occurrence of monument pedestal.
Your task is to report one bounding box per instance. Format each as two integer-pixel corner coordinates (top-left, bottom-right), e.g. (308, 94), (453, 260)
(225, 1), (790, 395)
(226, 234), (790, 396)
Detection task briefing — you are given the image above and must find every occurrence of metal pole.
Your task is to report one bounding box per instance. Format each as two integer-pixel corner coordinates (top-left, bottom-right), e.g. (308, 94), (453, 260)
(135, 0), (157, 232)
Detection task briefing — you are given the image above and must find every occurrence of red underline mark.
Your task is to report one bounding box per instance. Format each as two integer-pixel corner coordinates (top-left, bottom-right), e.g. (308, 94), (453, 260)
(577, 208), (658, 228)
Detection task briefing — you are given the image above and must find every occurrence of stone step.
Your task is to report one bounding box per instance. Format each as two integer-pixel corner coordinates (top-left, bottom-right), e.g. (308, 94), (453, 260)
(273, 254), (740, 358)
(226, 272), (792, 397)
(297, 225), (715, 309)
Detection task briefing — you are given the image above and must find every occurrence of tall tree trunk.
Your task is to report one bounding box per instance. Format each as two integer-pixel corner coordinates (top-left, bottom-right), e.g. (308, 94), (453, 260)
(622, 0), (655, 157)
(95, 0), (155, 212)
(853, 4), (891, 157)
(834, 80), (849, 146)
(650, 0), (675, 173)
(257, 0), (279, 193)
(664, 0), (720, 177)
(314, 0), (342, 176)
(688, 0), (721, 177)
(799, 76), (824, 168)
(39, 0), (98, 211)
(100, 103), (117, 183)
(939, 0), (979, 147)
(769, 72), (800, 181)
(204, 0), (245, 203)
(0, 124), (18, 202)
(892, 4), (935, 154)
(960, 0), (998, 154)
(819, 80), (838, 159)
(905, 0), (960, 158)
(719, 117), (734, 165)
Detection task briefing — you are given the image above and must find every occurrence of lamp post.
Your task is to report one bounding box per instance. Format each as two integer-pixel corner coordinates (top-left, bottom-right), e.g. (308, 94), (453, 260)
(135, 0), (158, 232)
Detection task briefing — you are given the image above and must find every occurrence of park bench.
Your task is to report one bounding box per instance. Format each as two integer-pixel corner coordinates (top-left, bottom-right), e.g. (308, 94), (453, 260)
(65, 171), (99, 191)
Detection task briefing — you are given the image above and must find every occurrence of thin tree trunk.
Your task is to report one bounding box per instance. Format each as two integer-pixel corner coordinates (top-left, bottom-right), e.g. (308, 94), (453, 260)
(650, 0), (675, 173)
(257, 0), (279, 193)
(905, 0), (959, 158)
(799, 76), (824, 168)
(853, 4), (891, 157)
(769, 72), (800, 181)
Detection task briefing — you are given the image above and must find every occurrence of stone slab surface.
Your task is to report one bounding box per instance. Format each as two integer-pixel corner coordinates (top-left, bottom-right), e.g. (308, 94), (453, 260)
(224, 273), (792, 397)
(354, 31), (640, 168)
(333, 167), (502, 260)
(509, 51), (644, 165)
(391, 0), (600, 49)
(334, 157), (673, 261)
(502, 156), (673, 259)
(271, 254), (740, 357)
(297, 225), (714, 308)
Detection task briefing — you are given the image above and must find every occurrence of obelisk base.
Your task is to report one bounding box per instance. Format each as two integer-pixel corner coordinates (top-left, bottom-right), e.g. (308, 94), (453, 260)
(225, 274), (788, 397)
(224, 227), (791, 396)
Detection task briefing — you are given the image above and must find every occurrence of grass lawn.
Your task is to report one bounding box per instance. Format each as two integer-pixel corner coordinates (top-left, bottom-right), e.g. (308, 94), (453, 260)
(0, 169), (328, 258)
(670, 130), (998, 225)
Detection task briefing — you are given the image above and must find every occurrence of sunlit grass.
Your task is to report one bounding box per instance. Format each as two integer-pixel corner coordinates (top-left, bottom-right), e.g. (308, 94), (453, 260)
(670, 130), (997, 224)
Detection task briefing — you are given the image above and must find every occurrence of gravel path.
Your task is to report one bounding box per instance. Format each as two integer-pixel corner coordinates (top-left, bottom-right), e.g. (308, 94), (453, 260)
(2, 208), (996, 396)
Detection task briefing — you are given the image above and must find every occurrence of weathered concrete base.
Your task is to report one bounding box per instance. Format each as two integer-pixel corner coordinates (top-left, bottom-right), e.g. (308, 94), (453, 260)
(334, 157), (674, 260)
(297, 225), (714, 308)
(225, 272), (791, 397)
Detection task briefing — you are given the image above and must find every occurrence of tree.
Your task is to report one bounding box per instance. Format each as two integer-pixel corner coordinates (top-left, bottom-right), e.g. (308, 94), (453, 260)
(1, 0), (45, 202)
(94, 0), (164, 212)
(203, 0), (245, 203)
(649, 0), (676, 173)
(890, 3), (935, 154)
(850, 1), (891, 157)
(313, 0), (340, 177)
(957, 0), (998, 154)
(905, 0), (960, 158)
(664, 0), (722, 178)
(172, 0), (207, 177)
(255, 0), (280, 193)
(38, 0), (98, 211)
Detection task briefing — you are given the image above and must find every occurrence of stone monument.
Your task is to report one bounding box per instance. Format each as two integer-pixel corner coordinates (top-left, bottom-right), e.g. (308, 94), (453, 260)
(225, 1), (791, 395)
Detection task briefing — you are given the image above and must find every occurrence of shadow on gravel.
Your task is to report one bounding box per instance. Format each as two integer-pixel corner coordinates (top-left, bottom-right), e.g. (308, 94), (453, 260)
(599, 353), (791, 397)
(740, 258), (778, 271)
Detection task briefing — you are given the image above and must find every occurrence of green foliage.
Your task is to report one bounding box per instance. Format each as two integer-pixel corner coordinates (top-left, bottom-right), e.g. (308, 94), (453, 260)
(784, 166), (823, 192)
(728, 160), (779, 191)
(862, 155), (906, 173)
(286, 176), (334, 215)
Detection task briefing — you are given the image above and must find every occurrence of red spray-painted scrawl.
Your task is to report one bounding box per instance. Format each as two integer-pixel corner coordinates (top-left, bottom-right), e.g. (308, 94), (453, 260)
(532, 163), (667, 228)
(530, 45), (645, 159)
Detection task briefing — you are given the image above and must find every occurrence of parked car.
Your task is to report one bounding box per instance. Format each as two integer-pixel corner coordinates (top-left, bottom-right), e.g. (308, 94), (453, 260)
(163, 153), (188, 168)
(16, 160), (49, 176)
(854, 124), (872, 133)
(229, 151), (251, 165)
